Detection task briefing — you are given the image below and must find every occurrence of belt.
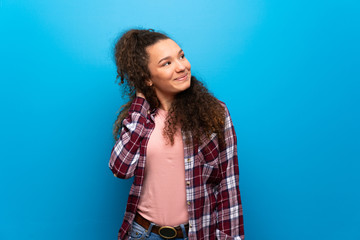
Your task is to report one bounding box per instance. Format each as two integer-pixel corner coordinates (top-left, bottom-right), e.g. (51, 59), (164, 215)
(134, 213), (189, 239)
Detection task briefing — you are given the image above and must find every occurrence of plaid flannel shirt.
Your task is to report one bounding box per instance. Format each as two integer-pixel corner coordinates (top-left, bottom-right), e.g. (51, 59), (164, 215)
(109, 97), (244, 240)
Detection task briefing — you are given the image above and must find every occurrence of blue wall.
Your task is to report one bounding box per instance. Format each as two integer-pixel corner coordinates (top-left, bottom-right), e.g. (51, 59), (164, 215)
(1, 0), (359, 239)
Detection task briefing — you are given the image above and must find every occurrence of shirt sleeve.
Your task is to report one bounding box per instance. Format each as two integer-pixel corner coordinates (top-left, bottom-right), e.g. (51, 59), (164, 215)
(109, 97), (151, 179)
(216, 103), (245, 240)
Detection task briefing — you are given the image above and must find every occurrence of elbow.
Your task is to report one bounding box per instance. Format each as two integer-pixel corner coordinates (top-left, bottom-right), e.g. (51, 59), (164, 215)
(109, 163), (133, 179)
(108, 145), (138, 179)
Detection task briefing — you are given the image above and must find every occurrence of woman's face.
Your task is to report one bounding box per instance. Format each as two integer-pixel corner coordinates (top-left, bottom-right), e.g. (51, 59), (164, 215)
(146, 39), (191, 103)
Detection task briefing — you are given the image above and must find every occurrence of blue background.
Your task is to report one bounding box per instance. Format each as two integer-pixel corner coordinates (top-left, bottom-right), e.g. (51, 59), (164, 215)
(1, 0), (359, 239)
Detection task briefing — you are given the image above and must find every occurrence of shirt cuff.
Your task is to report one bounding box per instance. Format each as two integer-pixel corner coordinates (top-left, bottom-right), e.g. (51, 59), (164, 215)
(216, 229), (243, 240)
(128, 96), (151, 118)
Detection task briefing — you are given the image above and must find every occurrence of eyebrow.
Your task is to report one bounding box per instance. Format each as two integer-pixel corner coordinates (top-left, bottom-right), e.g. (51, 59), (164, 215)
(158, 49), (184, 64)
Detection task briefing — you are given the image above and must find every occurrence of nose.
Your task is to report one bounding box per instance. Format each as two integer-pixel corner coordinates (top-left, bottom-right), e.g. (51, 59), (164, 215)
(175, 60), (186, 72)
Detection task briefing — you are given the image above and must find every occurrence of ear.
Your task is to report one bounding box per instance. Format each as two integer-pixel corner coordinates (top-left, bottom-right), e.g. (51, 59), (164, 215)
(146, 79), (153, 87)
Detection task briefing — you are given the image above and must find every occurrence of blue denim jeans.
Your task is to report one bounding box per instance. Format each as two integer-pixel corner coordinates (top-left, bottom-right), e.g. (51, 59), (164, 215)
(129, 220), (188, 240)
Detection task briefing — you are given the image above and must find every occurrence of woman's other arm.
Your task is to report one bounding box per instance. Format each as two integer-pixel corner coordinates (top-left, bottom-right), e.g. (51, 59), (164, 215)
(216, 103), (245, 240)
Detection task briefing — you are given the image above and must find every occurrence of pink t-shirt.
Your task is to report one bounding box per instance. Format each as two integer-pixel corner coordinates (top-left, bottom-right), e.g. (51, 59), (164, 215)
(136, 108), (189, 226)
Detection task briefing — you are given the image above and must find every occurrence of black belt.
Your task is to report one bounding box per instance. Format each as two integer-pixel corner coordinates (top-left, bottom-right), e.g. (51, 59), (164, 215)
(134, 213), (189, 239)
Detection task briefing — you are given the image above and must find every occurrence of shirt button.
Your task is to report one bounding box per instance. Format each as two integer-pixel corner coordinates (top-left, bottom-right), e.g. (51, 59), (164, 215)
(189, 224), (192, 228)
(187, 201), (191, 205)
(187, 158), (191, 162)
(186, 181), (190, 186)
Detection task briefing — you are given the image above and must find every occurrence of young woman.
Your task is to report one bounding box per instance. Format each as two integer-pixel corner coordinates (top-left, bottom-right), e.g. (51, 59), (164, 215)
(109, 29), (244, 240)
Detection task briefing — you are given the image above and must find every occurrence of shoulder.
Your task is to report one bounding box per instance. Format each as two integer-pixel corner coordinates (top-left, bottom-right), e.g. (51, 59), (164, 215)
(216, 100), (236, 134)
(217, 99), (231, 117)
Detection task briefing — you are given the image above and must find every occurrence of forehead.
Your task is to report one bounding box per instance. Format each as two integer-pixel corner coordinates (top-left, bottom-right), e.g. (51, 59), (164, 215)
(146, 39), (181, 60)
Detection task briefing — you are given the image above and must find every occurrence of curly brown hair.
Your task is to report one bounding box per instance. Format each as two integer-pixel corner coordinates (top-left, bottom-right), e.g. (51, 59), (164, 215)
(113, 29), (225, 147)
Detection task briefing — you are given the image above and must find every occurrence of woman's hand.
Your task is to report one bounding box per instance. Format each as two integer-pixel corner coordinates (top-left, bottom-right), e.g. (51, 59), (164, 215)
(136, 91), (146, 99)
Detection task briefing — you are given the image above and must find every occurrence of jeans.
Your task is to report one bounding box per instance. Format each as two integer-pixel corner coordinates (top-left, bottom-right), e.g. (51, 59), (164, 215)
(129, 220), (189, 240)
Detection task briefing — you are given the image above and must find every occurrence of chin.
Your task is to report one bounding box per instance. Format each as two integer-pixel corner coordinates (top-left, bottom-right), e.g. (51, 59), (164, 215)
(183, 77), (191, 90)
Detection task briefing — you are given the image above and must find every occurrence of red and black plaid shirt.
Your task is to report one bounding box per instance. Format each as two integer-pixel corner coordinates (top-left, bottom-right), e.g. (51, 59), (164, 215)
(109, 97), (244, 239)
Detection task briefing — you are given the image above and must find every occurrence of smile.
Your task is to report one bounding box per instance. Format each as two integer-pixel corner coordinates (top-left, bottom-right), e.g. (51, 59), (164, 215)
(175, 73), (188, 81)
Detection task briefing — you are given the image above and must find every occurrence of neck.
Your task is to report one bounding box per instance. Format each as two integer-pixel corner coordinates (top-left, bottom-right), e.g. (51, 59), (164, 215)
(159, 98), (172, 111)
(154, 89), (174, 111)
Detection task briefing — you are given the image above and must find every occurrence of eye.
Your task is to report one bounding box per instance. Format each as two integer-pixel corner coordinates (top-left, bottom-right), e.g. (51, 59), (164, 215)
(163, 61), (171, 66)
(180, 54), (185, 59)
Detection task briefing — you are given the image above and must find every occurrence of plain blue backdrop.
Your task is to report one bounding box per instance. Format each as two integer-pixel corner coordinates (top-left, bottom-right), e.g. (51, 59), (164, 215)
(1, 0), (359, 239)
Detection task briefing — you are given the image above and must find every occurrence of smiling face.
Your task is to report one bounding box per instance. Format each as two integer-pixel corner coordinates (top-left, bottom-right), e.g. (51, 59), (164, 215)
(146, 39), (191, 108)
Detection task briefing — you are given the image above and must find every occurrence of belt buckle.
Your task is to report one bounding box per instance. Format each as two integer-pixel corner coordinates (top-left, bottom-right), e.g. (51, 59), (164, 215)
(158, 226), (177, 239)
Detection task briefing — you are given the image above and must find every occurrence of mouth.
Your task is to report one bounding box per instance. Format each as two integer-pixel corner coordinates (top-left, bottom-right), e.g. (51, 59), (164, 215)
(174, 73), (189, 81)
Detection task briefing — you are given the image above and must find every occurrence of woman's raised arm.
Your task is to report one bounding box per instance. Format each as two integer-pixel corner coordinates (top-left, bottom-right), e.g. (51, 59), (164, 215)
(109, 96), (151, 179)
